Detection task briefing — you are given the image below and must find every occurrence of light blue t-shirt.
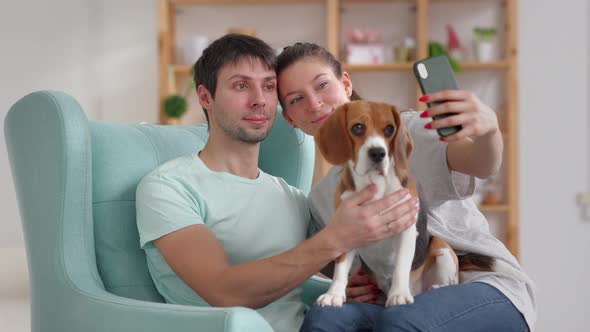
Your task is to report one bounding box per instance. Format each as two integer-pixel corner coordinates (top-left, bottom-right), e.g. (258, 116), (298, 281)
(136, 152), (312, 332)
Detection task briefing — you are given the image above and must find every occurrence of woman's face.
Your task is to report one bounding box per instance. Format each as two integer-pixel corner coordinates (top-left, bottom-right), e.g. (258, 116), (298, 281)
(278, 59), (352, 136)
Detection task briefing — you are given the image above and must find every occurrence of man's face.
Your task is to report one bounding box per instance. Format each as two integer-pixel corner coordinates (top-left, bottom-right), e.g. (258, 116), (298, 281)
(209, 57), (278, 144)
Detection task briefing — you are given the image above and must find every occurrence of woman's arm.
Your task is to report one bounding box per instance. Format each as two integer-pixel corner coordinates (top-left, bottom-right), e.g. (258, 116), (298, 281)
(154, 186), (418, 309)
(420, 90), (503, 179)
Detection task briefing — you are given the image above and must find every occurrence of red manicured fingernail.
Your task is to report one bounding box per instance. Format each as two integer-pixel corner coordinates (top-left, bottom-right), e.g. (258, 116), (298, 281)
(439, 137), (445, 142)
(419, 95), (429, 102)
(424, 123), (432, 129)
(420, 111), (429, 118)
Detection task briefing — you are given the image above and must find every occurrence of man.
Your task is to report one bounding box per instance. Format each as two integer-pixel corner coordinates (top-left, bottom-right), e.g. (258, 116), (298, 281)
(135, 34), (416, 331)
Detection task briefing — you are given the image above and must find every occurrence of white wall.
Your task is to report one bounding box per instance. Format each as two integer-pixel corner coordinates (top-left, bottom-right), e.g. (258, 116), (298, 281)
(1, 0), (95, 249)
(1, 0), (589, 331)
(519, 0), (590, 330)
(0, 0), (157, 299)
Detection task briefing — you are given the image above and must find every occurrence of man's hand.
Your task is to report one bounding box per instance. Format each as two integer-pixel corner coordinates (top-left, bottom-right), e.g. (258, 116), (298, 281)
(325, 185), (419, 254)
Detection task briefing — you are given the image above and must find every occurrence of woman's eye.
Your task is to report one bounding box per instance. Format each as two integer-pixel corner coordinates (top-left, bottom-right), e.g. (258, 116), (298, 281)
(384, 125), (395, 137)
(289, 96), (303, 105)
(351, 123), (366, 136)
(318, 81), (328, 89)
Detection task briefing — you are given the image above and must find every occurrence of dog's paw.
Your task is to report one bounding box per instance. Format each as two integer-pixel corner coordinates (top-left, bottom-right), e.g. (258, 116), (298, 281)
(428, 276), (458, 291)
(316, 292), (346, 307)
(385, 290), (414, 307)
(426, 280), (454, 291)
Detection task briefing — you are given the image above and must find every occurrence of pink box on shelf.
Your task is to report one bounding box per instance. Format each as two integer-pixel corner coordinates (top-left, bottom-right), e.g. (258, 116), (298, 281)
(346, 43), (386, 64)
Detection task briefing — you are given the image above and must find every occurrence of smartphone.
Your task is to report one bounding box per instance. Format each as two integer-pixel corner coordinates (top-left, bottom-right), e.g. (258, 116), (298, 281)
(413, 55), (462, 137)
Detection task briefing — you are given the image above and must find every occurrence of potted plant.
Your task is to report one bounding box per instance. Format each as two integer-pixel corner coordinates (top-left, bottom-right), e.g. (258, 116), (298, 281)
(428, 41), (462, 73)
(163, 95), (188, 125)
(473, 27), (497, 62)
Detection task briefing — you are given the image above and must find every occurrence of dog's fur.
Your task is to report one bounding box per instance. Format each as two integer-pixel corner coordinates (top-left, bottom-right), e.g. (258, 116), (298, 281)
(314, 100), (491, 307)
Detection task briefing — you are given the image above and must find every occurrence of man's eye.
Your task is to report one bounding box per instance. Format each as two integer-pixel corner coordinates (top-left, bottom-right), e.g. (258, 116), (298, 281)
(351, 123), (366, 136)
(235, 83), (247, 89)
(384, 125), (395, 137)
(265, 84), (275, 91)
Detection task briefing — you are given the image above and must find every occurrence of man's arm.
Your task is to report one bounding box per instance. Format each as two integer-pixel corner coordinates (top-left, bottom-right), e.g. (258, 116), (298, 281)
(153, 186), (417, 309)
(154, 223), (339, 308)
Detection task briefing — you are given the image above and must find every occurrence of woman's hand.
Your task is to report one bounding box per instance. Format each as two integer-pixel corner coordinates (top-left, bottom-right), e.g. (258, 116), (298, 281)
(324, 185), (419, 254)
(420, 90), (503, 178)
(346, 267), (381, 303)
(420, 90), (500, 143)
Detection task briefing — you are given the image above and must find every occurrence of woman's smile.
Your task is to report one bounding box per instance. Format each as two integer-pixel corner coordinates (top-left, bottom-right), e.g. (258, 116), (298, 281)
(312, 110), (335, 124)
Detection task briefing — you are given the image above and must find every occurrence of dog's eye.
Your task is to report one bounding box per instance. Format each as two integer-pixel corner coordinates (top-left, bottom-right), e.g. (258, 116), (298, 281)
(351, 123), (366, 136)
(384, 125), (395, 138)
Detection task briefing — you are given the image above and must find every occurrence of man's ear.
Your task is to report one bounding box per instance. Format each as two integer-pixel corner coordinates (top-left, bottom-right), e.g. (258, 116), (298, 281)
(314, 103), (353, 165)
(197, 85), (213, 111)
(282, 110), (297, 128)
(342, 71), (353, 98)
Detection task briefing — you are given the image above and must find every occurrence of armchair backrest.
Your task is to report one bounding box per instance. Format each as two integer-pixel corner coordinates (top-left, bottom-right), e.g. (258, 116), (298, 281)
(5, 91), (315, 305)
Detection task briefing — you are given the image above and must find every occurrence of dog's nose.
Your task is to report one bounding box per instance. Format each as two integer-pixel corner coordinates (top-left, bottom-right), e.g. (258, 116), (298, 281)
(368, 147), (386, 163)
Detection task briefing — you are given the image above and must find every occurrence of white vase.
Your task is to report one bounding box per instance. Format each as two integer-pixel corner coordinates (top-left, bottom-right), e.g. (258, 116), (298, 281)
(474, 40), (495, 62)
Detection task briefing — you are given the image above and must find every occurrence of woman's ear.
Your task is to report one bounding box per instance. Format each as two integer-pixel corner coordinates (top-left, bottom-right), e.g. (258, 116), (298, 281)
(197, 85), (213, 111)
(281, 110), (297, 128)
(342, 71), (353, 98)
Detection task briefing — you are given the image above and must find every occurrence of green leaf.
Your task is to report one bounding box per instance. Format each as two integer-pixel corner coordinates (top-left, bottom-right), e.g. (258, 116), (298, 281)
(428, 41), (462, 73)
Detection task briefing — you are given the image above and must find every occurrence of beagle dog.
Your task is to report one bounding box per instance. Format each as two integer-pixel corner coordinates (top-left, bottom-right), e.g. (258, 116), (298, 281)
(314, 100), (468, 307)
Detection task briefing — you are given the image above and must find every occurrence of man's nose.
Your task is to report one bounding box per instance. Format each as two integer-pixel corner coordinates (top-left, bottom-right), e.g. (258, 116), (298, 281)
(250, 86), (266, 108)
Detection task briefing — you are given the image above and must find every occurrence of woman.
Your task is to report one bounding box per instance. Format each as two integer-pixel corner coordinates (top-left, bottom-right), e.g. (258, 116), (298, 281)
(276, 43), (536, 332)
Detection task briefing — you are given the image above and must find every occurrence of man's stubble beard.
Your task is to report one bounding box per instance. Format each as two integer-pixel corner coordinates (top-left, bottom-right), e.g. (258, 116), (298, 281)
(216, 108), (275, 144)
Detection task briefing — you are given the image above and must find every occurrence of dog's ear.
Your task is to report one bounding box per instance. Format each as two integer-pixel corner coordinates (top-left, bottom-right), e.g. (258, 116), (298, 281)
(390, 105), (413, 183)
(314, 103), (354, 165)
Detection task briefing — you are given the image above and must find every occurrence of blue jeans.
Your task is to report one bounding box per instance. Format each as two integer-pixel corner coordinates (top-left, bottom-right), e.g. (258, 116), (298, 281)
(300, 282), (528, 332)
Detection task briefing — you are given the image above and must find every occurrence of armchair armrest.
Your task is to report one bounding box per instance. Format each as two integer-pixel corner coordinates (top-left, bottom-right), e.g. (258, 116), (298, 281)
(301, 275), (331, 306)
(76, 276), (329, 331)
(72, 287), (274, 332)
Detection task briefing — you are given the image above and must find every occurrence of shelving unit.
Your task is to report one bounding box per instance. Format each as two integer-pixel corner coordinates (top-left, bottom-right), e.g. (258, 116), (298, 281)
(158, 0), (519, 258)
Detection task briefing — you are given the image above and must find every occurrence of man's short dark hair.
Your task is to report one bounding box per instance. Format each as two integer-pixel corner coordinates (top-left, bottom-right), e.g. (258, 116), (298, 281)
(193, 34), (277, 123)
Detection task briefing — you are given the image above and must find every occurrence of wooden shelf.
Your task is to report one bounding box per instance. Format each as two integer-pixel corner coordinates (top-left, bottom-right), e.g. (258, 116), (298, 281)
(159, 0), (520, 257)
(174, 65), (192, 75)
(343, 63), (413, 71)
(175, 61), (508, 75)
(431, 0), (503, 3)
(342, 0), (415, 3)
(460, 61), (510, 70)
(343, 61), (508, 72)
(172, 0), (320, 5)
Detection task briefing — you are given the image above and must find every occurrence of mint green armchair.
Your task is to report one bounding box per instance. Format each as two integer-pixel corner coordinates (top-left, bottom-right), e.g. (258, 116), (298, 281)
(5, 91), (329, 332)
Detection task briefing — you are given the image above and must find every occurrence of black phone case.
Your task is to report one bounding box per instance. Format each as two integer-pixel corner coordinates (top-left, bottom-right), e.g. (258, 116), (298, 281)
(413, 55), (462, 137)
